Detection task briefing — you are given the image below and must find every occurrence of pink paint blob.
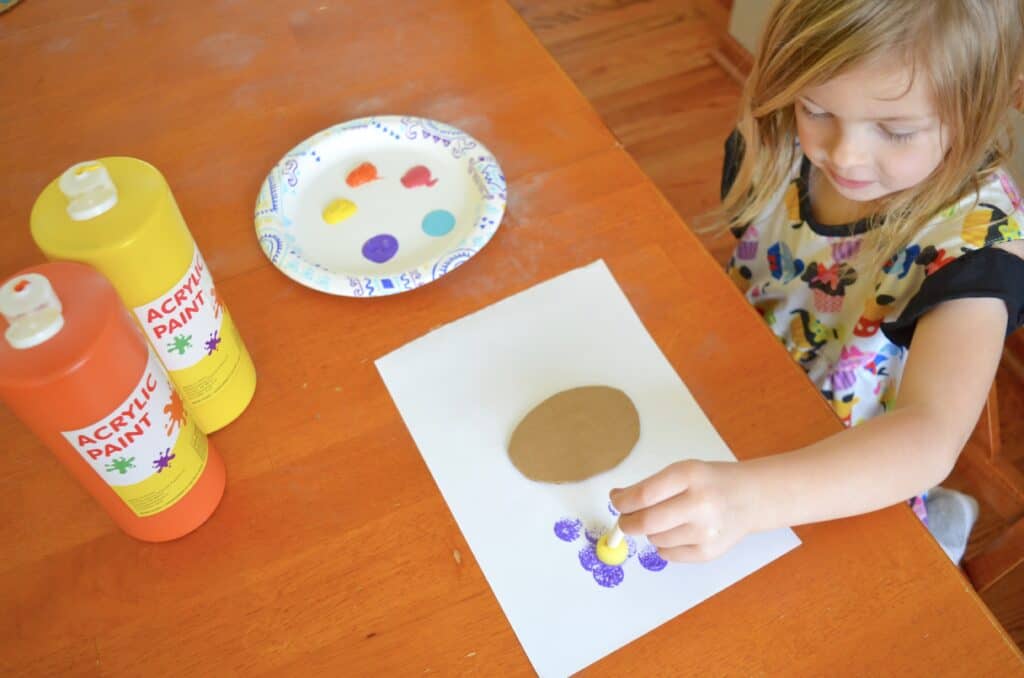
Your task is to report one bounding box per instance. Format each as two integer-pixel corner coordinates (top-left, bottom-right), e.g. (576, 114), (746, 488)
(401, 165), (438, 188)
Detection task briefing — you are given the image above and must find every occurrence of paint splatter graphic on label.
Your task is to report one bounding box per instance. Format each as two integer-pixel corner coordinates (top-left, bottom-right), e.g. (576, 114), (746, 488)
(105, 456), (136, 475)
(204, 331), (222, 356)
(168, 334), (193, 356)
(211, 287), (223, 319)
(164, 391), (188, 436)
(553, 504), (665, 588)
(152, 448), (176, 473)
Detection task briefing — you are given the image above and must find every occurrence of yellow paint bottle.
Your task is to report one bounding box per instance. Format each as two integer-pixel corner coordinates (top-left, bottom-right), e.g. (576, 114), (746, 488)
(30, 158), (256, 433)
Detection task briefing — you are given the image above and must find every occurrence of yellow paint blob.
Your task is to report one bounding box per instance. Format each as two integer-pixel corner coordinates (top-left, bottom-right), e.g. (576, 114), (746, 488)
(323, 198), (357, 225)
(595, 533), (629, 565)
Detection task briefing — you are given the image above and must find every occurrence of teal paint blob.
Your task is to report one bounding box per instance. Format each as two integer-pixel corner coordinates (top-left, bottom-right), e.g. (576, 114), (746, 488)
(422, 209), (456, 237)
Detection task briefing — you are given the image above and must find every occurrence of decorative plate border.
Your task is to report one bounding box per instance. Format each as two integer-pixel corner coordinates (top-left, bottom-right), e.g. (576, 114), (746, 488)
(254, 115), (507, 297)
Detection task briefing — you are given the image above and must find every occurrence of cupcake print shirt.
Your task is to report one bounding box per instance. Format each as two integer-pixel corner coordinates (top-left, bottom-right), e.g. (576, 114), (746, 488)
(722, 131), (1024, 427)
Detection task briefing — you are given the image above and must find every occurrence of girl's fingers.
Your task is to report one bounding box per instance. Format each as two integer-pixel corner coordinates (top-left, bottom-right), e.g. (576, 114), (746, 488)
(647, 522), (716, 549)
(617, 489), (700, 536)
(610, 461), (696, 514)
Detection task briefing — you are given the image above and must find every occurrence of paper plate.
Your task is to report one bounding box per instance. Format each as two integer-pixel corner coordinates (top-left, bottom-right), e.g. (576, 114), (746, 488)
(255, 116), (507, 297)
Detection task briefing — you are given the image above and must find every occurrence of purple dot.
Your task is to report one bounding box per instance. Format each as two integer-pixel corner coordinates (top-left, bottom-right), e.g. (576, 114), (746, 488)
(578, 544), (626, 587)
(584, 527), (602, 545)
(579, 545), (601, 571)
(362, 234), (399, 264)
(592, 563), (625, 588)
(638, 545), (668, 572)
(554, 518), (582, 542)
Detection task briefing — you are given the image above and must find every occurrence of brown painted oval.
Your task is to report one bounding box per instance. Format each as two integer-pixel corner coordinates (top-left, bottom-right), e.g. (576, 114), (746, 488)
(507, 386), (640, 483)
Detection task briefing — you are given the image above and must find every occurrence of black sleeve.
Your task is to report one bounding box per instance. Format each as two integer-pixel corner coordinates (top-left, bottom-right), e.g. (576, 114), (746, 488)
(720, 129), (745, 201)
(881, 247), (1024, 347)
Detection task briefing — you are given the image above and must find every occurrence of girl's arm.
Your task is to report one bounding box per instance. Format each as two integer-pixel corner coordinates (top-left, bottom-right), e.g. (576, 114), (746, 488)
(741, 294), (1005, 529)
(613, 242), (1023, 562)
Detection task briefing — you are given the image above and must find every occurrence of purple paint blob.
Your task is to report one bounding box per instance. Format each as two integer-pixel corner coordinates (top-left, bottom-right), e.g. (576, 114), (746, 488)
(638, 545), (668, 572)
(578, 544), (626, 587)
(578, 545), (600, 571)
(554, 518), (583, 542)
(592, 563), (625, 587)
(607, 501), (620, 517)
(556, 515), (666, 588)
(362, 234), (399, 264)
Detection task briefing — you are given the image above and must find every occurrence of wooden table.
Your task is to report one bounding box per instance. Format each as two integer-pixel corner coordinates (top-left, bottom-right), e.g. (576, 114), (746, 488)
(1, 1), (1021, 674)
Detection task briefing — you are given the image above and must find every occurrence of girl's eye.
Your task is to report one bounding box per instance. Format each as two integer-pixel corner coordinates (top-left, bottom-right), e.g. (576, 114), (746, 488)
(884, 128), (917, 144)
(799, 102), (830, 119)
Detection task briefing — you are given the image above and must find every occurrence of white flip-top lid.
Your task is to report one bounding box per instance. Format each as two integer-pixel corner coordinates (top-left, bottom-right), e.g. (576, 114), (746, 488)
(0, 273), (65, 349)
(58, 160), (119, 221)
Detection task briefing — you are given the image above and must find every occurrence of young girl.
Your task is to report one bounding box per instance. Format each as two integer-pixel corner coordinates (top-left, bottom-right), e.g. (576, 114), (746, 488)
(613, 0), (1024, 564)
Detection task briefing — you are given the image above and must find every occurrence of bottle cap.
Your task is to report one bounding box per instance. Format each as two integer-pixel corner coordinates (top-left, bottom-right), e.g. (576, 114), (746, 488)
(58, 160), (119, 221)
(0, 273), (65, 349)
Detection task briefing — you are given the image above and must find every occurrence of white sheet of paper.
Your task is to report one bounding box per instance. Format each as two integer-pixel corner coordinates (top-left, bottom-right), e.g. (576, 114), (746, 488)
(376, 260), (800, 677)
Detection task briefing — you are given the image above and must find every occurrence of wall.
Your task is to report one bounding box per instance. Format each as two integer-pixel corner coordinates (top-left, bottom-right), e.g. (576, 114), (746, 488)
(727, 0), (772, 55)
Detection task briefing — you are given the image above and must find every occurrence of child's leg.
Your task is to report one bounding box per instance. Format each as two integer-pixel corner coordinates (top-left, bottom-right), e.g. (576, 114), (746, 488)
(923, 488), (980, 565)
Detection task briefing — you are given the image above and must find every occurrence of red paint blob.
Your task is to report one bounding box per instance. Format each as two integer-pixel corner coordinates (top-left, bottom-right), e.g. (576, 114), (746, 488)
(401, 165), (438, 188)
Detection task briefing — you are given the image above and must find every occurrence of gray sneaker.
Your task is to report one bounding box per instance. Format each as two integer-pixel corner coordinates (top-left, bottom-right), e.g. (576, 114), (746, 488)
(925, 487), (980, 564)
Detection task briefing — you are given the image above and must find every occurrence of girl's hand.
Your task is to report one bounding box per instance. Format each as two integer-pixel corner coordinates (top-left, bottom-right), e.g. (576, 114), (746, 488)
(611, 460), (758, 563)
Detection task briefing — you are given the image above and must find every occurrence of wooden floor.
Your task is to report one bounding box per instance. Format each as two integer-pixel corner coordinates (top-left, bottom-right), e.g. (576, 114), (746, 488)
(512, 0), (1024, 650)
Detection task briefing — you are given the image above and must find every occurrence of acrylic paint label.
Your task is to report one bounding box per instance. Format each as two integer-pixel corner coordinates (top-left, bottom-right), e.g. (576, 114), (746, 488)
(171, 312), (245, 408)
(133, 247), (222, 372)
(61, 351), (208, 517)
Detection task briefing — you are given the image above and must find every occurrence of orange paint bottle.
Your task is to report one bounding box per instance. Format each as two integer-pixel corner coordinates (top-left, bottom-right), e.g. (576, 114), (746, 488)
(0, 262), (225, 542)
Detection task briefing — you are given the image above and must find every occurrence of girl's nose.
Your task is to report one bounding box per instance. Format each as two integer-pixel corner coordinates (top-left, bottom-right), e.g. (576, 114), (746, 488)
(829, 127), (869, 170)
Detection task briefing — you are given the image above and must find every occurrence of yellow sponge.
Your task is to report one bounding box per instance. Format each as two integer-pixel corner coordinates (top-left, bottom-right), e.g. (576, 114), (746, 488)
(595, 533), (628, 565)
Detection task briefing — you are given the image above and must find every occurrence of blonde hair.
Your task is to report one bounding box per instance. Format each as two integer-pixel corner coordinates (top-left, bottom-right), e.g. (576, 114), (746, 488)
(722, 0), (1024, 266)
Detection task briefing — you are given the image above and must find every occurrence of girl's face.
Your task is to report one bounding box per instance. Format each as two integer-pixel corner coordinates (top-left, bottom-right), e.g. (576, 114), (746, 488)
(795, 57), (949, 203)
